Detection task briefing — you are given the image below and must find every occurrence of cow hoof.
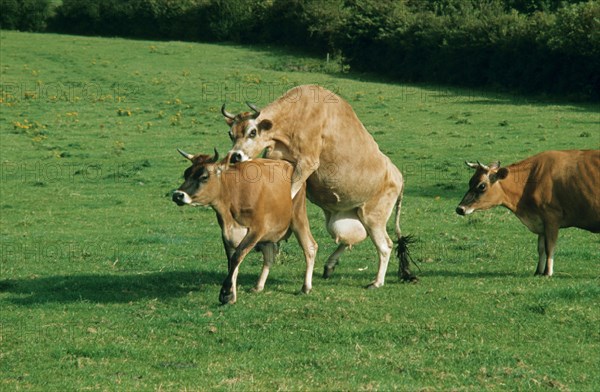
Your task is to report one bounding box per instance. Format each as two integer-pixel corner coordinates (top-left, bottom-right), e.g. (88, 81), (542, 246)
(300, 285), (311, 295)
(323, 265), (335, 279)
(219, 291), (235, 305)
(365, 282), (382, 289)
(400, 274), (419, 283)
(250, 286), (264, 293)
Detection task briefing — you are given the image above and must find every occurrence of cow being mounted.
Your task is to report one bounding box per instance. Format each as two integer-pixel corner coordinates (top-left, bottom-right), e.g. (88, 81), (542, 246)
(222, 84), (415, 287)
(456, 150), (600, 276)
(172, 149), (317, 304)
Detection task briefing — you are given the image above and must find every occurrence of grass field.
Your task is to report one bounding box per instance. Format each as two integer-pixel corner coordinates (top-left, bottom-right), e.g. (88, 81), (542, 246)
(1, 31), (599, 390)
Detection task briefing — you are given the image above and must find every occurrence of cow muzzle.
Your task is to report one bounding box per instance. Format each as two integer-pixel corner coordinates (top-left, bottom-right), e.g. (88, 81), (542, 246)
(455, 205), (473, 216)
(172, 190), (192, 206)
(229, 150), (249, 164)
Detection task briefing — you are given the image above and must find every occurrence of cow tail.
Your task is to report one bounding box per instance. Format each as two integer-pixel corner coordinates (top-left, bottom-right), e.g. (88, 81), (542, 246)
(394, 182), (419, 282)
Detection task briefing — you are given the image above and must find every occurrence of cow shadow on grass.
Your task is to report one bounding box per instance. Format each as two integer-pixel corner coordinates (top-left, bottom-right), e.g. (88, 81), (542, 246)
(0, 269), (287, 305)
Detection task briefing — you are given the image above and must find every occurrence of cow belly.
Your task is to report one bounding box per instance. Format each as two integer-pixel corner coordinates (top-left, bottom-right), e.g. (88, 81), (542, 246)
(327, 211), (368, 246)
(306, 155), (401, 211)
(225, 225), (249, 248)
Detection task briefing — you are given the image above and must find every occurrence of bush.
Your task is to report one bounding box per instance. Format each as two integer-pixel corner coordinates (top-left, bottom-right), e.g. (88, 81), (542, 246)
(26, 0), (600, 99)
(0, 0), (53, 32)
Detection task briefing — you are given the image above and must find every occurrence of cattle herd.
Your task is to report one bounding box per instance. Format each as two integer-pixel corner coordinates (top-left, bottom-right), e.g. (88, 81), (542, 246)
(172, 85), (600, 304)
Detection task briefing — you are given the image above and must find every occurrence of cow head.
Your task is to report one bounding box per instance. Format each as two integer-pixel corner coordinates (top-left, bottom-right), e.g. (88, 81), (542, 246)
(222, 102), (274, 164)
(456, 161), (509, 215)
(172, 148), (222, 206)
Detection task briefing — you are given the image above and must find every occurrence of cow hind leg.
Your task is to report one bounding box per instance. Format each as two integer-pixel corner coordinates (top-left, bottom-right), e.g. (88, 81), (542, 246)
(293, 229), (318, 294)
(323, 244), (348, 279)
(290, 193), (318, 294)
(365, 226), (393, 289)
(357, 186), (400, 288)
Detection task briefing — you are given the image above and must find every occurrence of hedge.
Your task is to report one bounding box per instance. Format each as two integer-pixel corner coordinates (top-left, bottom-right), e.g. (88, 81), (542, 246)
(2, 0), (598, 99)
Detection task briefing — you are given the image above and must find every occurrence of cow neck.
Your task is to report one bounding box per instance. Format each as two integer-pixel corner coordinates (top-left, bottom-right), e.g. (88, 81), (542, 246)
(208, 177), (237, 229)
(498, 163), (531, 213)
(262, 104), (292, 146)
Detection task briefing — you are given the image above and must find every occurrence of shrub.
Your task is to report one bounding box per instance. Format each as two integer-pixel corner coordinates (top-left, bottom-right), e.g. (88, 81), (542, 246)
(0, 0), (53, 32)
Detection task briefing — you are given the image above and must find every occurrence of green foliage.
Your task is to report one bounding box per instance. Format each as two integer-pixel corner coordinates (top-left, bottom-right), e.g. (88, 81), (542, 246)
(0, 0), (53, 31)
(3, 0), (599, 97)
(1, 31), (599, 390)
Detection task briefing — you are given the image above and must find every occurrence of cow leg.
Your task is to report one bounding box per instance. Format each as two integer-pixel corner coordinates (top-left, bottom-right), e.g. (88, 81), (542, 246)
(290, 159), (318, 199)
(253, 243), (276, 293)
(292, 230), (318, 294)
(364, 226), (393, 288)
(220, 232), (260, 304)
(358, 186), (399, 288)
(290, 185), (318, 294)
(323, 244), (347, 279)
(542, 226), (558, 276)
(535, 234), (546, 275)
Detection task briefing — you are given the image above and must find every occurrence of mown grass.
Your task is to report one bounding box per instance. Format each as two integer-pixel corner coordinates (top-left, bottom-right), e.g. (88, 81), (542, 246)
(1, 31), (599, 390)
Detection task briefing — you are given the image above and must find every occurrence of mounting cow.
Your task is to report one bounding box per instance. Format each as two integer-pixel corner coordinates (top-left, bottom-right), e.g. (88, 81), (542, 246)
(222, 84), (415, 287)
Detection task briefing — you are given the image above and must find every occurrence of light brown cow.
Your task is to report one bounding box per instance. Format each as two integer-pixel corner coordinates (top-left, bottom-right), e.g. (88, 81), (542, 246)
(456, 150), (600, 276)
(172, 149), (317, 304)
(222, 84), (415, 287)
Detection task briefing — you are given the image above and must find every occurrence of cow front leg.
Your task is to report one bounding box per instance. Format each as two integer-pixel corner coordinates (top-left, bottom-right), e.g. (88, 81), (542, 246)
(542, 227), (558, 276)
(290, 159), (318, 199)
(253, 243), (276, 293)
(535, 234), (546, 275)
(220, 233), (259, 304)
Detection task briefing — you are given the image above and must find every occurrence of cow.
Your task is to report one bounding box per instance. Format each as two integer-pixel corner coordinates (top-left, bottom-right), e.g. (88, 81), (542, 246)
(456, 149), (600, 276)
(172, 149), (317, 304)
(222, 84), (415, 287)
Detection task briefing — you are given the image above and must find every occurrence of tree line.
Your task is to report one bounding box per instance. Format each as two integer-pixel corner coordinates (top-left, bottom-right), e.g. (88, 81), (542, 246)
(2, 0), (598, 99)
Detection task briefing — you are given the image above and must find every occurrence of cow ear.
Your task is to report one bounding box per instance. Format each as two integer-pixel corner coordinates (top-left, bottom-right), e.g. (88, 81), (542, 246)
(258, 119), (272, 131)
(225, 117), (234, 127)
(491, 167), (509, 182)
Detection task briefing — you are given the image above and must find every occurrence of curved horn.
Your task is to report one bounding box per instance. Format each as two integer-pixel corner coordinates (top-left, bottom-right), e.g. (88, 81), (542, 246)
(177, 148), (194, 161)
(246, 102), (261, 118)
(465, 161), (479, 169)
(209, 148), (219, 163)
(221, 104), (235, 120)
(477, 160), (490, 171)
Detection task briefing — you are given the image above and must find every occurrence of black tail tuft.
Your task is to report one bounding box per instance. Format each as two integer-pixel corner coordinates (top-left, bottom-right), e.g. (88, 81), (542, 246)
(396, 235), (419, 282)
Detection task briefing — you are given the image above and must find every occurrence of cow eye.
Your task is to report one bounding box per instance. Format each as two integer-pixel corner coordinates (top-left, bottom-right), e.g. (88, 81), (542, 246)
(199, 173), (209, 183)
(249, 129), (257, 138)
(477, 183), (487, 192)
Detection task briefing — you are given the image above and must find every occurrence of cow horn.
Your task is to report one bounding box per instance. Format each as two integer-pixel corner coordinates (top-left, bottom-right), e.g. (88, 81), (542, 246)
(210, 148), (219, 163)
(465, 161), (479, 169)
(246, 102), (261, 118)
(177, 148), (194, 161)
(221, 104), (235, 120)
(477, 161), (490, 171)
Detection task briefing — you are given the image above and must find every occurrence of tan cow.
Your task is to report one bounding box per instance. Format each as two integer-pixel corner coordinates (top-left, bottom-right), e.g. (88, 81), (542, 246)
(222, 84), (415, 287)
(172, 149), (317, 304)
(456, 150), (600, 276)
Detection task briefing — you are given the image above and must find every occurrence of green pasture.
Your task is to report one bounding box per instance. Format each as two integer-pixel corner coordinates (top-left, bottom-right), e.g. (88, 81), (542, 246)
(1, 31), (599, 390)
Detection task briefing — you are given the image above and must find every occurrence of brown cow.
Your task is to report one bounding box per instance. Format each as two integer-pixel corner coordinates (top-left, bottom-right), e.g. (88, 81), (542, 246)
(222, 85), (415, 287)
(172, 149), (317, 304)
(456, 150), (600, 276)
